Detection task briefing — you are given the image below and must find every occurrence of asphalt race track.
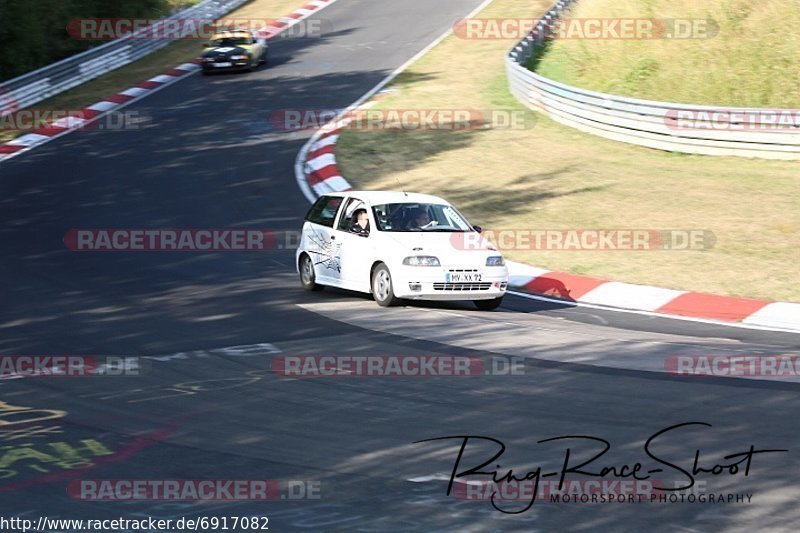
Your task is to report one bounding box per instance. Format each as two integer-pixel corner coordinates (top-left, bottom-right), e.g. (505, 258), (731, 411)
(1, 0), (799, 531)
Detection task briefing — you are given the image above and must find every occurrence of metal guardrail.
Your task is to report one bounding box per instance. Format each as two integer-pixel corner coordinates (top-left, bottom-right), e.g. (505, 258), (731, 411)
(0, 0), (250, 112)
(506, 0), (800, 159)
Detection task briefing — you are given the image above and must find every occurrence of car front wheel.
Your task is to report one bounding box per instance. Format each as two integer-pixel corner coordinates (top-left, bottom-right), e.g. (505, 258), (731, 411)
(372, 264), (399, 307)
(299, 254), (323, 291)
(474, 297), (503, 311)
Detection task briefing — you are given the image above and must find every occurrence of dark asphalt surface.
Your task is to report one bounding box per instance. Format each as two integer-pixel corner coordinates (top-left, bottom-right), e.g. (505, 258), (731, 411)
(0, 0), (799, 531)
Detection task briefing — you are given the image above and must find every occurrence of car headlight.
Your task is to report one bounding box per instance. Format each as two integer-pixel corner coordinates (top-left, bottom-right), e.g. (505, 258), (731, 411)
(486, 256), (505, 266)
(231, 54), (248, 60)
(403, 256), (441, 266)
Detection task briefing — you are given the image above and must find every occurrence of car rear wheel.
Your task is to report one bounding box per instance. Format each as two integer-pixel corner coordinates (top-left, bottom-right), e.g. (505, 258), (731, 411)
(300, 254), (323, 291)
(474, 297), (503, 311)
(372, 264), (399, 307)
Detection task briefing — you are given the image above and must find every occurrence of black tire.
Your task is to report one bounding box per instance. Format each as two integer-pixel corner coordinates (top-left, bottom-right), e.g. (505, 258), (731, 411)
(299, 254), (323, 291)
(474, 297), (503, 311)
(371, 264), (399, 307)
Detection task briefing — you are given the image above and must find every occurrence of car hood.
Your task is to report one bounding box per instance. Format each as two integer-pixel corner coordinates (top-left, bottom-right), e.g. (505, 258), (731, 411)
(385, 231), (500, 264)
(202, 45), (248, 57)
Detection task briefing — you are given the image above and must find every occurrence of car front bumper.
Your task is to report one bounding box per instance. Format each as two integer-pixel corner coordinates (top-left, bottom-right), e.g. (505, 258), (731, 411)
(201, 59), (250, 71)
(391, 265), (509, 301)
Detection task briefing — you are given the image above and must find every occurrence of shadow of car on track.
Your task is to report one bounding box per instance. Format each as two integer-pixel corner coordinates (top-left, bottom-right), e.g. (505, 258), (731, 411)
(299, 282), (577, 314)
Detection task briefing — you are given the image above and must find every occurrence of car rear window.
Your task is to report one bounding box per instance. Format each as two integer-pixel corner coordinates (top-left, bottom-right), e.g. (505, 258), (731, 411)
(305, 196), (343, 228)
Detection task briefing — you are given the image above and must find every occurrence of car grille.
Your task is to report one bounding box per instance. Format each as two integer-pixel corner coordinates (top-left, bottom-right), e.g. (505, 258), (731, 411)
(433, 282), (492, 291)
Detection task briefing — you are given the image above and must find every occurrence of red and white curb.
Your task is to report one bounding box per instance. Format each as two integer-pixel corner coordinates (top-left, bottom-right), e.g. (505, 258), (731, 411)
(0, 63), (200, 162)
(298, 97), (387, 198)
(507, 262), (800, 331)
(0, 0), (340, 164)
(301, 123), (352, 197)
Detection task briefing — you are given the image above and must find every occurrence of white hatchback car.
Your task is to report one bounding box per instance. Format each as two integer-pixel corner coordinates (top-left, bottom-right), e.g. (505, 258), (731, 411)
(296, 191), (509, 310)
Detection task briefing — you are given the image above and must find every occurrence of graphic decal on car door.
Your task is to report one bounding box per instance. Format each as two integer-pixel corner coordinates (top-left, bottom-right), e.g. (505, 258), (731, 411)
(307, 227), (342, 272)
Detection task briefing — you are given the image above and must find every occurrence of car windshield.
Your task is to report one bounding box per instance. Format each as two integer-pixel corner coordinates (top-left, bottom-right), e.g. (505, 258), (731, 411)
(371, 202), (473, 232)
(209, 37), (250, 46)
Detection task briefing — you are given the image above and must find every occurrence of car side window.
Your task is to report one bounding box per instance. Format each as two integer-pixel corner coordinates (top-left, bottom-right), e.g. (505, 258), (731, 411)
(336, 198), (365, 232)
(305, 196), (343, 228)
(371, 204), (393, 231)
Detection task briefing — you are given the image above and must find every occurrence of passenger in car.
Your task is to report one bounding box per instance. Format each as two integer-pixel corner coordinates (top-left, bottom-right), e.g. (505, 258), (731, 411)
(351, 208), (370, 235)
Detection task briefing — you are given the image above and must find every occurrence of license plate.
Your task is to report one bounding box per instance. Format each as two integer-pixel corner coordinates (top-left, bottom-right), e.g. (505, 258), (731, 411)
(213, 62), (233, 67)
(446, 272), (482, 283)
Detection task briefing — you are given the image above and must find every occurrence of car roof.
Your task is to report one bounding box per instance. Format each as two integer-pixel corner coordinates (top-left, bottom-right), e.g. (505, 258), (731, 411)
(210, 30), (252, 39)
(329, 190), (450, 205)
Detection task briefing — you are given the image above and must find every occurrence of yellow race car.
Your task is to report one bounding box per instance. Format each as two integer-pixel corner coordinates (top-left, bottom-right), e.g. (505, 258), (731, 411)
(201, 29), (269, 74)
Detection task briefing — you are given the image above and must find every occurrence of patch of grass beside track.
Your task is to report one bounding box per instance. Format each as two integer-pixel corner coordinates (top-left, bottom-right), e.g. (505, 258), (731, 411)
(534, 0), (800, 107)
(336, 0), (800, 302)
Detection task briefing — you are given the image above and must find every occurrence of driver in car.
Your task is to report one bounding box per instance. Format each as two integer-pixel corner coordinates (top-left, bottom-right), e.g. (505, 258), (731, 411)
(409, 208), (437, 230)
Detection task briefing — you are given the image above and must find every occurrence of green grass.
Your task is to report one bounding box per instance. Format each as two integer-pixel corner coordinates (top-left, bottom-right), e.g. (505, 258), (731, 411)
(533, 0), (800, 107)
(336, 0), (800, 302)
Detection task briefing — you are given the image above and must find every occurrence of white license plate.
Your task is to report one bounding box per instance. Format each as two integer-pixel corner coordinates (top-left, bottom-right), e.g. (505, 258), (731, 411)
(446, 272), (481, 283)
(213, 62), (233, 67)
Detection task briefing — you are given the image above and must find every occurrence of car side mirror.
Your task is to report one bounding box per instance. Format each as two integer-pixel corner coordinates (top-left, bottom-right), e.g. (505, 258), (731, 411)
(473, 225), (482, 233)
